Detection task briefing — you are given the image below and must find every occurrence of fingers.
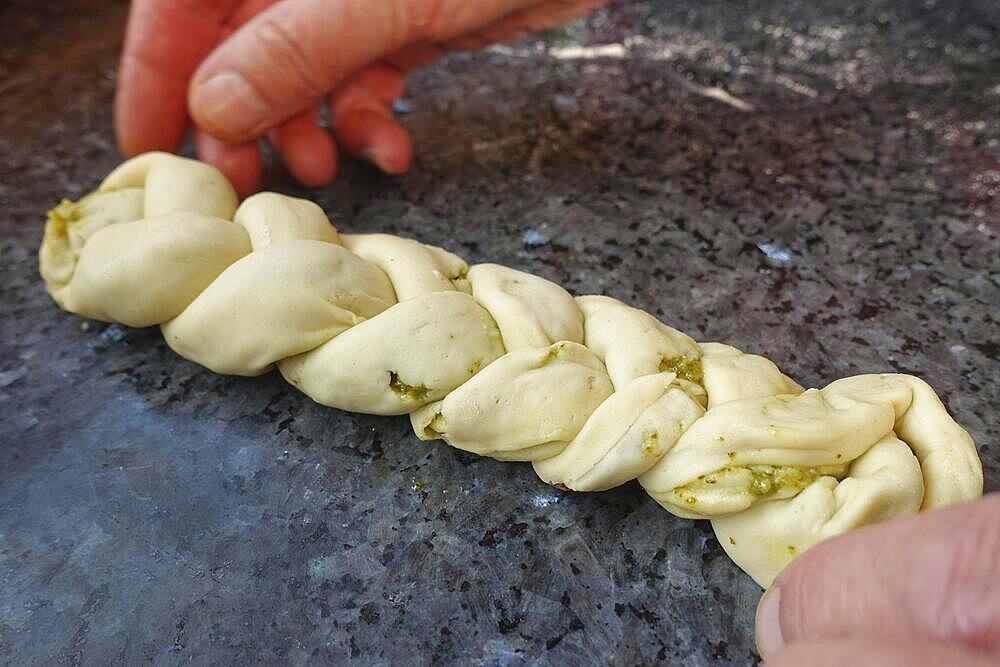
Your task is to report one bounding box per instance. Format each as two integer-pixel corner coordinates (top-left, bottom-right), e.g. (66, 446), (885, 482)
(766, 639), (999, 667)
(442, 0), (608, 51)
(268, 109), (339, 187)
(188, 0), (540, 142)
(755, 494), (1000, 659)
(199, 63), (411, 191)
(266, 65), (410, 184)
(332, 110), (414, 174)
(115, 0), (239, 155)
(328, 66), (413, 174)
(194, 130), (262, 197)
(123, 0), (606, 187)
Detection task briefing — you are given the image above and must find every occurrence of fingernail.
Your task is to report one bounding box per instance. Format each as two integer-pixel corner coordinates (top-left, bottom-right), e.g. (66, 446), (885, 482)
(362, 146), (395, 174)
(755, 586), (784, 659)
(191, 73), (270, 136)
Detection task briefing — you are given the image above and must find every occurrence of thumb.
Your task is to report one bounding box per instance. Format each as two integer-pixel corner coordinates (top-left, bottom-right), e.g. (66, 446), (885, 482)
(187, 0), (538, 141)
(766, 638), (999, 667)
(755, 493), (1000, 660)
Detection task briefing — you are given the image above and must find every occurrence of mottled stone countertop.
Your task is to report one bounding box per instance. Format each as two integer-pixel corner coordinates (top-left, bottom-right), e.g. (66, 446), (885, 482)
(1, 1), (998, 664)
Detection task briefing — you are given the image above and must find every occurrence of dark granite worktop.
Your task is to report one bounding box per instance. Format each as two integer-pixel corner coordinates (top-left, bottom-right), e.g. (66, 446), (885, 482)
(2, 1), (998, 664)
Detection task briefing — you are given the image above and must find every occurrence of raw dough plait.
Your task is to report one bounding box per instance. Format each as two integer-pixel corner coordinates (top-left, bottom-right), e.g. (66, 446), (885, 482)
(38, 152), (984, 587)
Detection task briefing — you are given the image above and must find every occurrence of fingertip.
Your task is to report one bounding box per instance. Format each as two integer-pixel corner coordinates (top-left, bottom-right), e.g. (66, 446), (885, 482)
(764, 497), (1000, 656)
(363, 122), (413, 175)
(767, 639), (1000, 667)
(273, 112), (338, 187)
(755, 587), (784, 660)
(195, 131), (262, 198)
(336, 109), (413, 175)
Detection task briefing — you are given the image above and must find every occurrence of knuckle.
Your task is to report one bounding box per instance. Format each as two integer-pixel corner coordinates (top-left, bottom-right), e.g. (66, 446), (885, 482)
(405, 0), (449, 38)
(252, 15), (328, 100)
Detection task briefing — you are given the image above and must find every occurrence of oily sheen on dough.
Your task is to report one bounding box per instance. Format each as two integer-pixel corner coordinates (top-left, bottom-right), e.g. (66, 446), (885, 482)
(38, 153), (984, 587)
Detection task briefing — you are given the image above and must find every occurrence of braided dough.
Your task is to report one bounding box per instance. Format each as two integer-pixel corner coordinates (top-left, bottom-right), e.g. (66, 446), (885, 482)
(38, 153), (984, 587)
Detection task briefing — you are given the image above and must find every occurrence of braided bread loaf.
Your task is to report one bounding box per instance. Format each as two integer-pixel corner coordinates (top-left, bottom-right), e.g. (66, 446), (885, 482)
(39, 152), (984, 587)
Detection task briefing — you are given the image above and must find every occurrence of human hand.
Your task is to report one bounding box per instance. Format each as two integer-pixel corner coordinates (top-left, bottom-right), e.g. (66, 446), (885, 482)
(115, 0), (605, 196)
(755, 493), (1000, 665)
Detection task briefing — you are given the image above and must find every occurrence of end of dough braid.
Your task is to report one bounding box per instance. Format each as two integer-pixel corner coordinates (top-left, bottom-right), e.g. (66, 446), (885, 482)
(38, 152), (985, 588)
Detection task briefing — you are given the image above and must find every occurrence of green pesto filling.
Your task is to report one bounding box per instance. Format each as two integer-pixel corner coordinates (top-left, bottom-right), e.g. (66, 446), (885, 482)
(47, 198), (81, 229)
(641, 431), (659, 456)
(426, 412), (446, 437)
(388, 371), (430, 401)
(450, 265), (470, 289)
(673, 462), (849, 504)
(659, 355), (704, 385)
(743, 464), (847, 496)
(44, 199), (83, 251)
(41, 198), (86, 284)
(540, 342), (566, 366)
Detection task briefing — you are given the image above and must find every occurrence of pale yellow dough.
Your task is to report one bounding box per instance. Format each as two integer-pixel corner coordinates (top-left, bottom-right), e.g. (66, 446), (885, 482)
(411, 341), (614, 461)
(38, 153), (984, 587)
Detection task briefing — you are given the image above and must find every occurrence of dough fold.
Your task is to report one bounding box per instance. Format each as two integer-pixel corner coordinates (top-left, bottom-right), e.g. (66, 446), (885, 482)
(162, 240), (396, 376)
(279, 291), (504, 415)
(411, 341), (613, 461)
(467, 264), (584, 350)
